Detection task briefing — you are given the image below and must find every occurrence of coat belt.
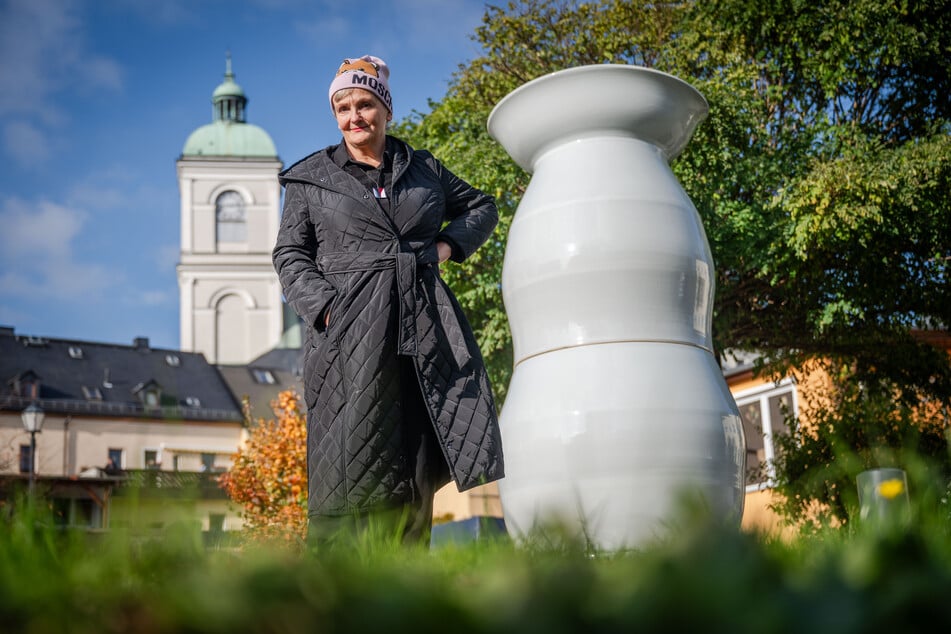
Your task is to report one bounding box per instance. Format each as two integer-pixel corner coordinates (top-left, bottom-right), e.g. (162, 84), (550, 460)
(316, 250), (472, 368)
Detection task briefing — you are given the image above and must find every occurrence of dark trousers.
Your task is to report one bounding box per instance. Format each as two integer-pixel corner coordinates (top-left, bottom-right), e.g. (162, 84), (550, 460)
(309, 357), (449, 548)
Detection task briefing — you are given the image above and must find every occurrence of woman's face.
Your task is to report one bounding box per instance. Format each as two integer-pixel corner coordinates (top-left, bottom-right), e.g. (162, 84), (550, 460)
(333, 89), (391, 154)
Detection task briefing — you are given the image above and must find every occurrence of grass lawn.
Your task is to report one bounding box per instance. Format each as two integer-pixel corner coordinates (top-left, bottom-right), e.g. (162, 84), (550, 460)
(2, 497), (950, 633)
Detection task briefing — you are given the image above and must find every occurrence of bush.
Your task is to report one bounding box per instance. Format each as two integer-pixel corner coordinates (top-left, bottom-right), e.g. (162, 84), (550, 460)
(219, 390), (308, 546)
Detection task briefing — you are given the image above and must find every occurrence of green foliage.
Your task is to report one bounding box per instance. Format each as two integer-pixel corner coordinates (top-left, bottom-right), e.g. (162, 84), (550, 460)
(398, 0), (951, 402)
(770, 360), (951, 531)
(682, 0), (951, 398)
(3, 497), (951, 632)
(394, 0), (951, 526)
(392, 0), (690, 403)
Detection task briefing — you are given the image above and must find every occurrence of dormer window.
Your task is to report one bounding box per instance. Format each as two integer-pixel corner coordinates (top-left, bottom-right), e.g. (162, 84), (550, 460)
(251, 368), (276, 384)
(82, 386), (103, 401)
(11, 371), (40, 399)
(133, 380), (162, 409)
(165, 354), (181, 367)
(184, 396), (201, 408)
(68, 346), (84, 359)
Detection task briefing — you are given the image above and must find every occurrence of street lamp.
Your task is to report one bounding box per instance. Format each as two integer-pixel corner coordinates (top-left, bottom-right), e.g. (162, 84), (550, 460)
(21, 402), (45, 495)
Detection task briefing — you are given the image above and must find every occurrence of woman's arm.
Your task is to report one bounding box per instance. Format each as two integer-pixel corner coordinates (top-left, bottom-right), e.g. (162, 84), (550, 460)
(432, 160), (499, 263)
(272, 182), (338, 330)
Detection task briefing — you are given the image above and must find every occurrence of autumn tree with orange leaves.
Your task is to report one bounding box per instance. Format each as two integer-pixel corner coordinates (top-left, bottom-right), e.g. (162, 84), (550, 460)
(219, 389), (308, 544)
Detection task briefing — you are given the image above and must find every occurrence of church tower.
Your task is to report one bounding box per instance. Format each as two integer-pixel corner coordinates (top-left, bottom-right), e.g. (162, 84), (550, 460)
(176, 56), (284, 364)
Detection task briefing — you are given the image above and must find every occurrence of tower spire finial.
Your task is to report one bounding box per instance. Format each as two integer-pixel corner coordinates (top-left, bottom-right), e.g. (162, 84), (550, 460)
(225, 50), (233, 80)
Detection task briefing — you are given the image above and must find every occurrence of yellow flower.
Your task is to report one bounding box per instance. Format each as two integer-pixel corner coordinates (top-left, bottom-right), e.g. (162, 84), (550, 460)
(877, 479), (905, 499)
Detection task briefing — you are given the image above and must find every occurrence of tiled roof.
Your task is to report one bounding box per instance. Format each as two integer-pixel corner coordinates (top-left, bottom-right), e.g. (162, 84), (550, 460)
(0, 327), (242, 422)
(216, 343), (305, 421)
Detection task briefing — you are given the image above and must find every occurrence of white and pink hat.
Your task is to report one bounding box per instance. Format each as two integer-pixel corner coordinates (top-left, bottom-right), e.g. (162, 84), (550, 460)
(328, 55), (393, 113)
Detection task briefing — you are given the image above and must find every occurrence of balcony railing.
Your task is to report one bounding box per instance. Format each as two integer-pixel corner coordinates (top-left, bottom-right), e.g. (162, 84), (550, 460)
(113, 468), (230, 500)
(0, 395), (243, 422)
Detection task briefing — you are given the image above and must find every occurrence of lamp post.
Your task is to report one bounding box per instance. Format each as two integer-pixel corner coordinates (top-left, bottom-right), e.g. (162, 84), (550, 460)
(21, 402), (45, 495)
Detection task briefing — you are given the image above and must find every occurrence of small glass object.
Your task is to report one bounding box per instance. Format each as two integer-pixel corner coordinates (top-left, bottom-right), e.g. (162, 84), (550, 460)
(857, 467), (911, 527)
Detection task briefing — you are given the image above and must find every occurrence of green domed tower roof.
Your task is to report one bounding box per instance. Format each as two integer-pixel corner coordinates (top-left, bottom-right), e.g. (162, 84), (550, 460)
(182, 54), (278, 158)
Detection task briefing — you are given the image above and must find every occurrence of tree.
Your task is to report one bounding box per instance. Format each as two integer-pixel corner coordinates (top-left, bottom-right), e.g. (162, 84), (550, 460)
(769, 358), (950, 529)
(686, 0), (951, 399)
(219, 390), (307, 545)
(393, 0), (951, 522)
(391, 0), (690, 402)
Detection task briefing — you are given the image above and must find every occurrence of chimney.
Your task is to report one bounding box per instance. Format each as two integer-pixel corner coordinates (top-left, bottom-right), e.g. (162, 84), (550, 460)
(133, 337), (150, 352)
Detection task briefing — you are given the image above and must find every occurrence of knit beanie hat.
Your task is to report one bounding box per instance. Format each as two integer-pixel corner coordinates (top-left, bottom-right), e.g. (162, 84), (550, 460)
(328, 55), (393, 113)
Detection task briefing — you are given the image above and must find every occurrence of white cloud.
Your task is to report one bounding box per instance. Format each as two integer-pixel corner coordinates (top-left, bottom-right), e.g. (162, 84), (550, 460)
(67, 184), (128, 211)
(0, 197), (83, 258)
(2, 120), (51, 165)
(295, 15), (350, 42)
(65, 165), (154, 211)
(0, 196), (114, 299)
(0, 0), (122, 165)
(77, 56), (123, 95)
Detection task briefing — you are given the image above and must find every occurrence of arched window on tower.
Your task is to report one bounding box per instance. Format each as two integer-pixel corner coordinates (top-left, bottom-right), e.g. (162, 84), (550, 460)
(216, 191), (247, 244)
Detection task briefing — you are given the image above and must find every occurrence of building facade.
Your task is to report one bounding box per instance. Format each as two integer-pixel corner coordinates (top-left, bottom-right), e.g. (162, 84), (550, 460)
(0, 327), (247, 532)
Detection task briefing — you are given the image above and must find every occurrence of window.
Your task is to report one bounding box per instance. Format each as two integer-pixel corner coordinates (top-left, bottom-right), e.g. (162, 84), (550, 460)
(735, 380), (798, 491)
(215, 191), (247, 243)
(208, 513), (225, 533)
(144, 449), (160, 470)
(81, 385), (103, 401)
(107, 448), (123, 470)
(133, 380), (162, 408)
(200, 453), (216, 472)
(15, 371), (40, 399)
(251, 368), (276, 384)
(68, 345), (84, 359)
(184, 396), (201, 408)
(165, 354), (181, 367)
(19, 445), (32, 474)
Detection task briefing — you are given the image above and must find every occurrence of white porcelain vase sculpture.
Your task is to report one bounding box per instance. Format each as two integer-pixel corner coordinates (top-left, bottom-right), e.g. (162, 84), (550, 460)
(487, 65), (746, 550)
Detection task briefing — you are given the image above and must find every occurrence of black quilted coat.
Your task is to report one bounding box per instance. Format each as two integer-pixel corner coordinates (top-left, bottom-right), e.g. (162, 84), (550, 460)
(273, 136), (504, 517)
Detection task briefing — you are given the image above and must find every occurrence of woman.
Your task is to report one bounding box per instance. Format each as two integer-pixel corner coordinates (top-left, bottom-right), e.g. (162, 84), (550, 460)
(272, 55), (504, 545)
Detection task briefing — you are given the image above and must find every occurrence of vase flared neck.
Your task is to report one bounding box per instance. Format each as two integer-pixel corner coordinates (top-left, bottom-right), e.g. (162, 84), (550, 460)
(488, 64), (708, 172)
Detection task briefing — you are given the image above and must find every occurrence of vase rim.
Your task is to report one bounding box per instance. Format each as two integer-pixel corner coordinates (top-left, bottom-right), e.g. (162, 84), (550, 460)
(488, 64), (709, 172)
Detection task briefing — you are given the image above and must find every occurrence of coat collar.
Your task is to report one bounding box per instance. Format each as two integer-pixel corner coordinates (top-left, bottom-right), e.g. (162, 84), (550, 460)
(278, 135), (413, 188)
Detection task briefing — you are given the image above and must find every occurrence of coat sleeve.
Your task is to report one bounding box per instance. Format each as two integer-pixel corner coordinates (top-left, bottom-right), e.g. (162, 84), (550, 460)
(431, 157), (499, 263)
(272, 182), (337, 329)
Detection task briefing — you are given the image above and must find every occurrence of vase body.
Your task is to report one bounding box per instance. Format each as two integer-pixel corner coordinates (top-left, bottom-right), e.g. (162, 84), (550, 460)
(487, 65), (745, 550)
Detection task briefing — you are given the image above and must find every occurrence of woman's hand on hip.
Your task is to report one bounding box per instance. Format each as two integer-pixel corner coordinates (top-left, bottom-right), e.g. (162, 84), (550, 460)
(436, 241), (452, 264)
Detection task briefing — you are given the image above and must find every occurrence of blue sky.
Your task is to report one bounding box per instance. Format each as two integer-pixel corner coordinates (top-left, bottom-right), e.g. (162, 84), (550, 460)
(0, 0), (489, 350)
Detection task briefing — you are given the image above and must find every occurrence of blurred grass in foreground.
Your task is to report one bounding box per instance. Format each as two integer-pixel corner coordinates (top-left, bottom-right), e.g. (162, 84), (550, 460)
(2, 494), (951, 634)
